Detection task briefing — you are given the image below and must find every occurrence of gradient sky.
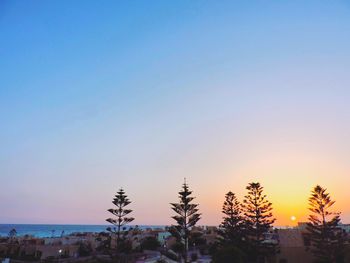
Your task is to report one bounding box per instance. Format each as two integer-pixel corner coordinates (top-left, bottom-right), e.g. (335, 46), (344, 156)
(1, 0), (350, 226)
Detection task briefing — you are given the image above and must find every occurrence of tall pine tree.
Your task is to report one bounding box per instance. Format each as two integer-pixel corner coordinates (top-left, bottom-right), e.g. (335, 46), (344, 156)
(106, 188), (134, 246)
(170, 180), (201, 263)
(306, 185), (346, 263)
(242, 182), (276, 262)
(220, 191), (243, 245)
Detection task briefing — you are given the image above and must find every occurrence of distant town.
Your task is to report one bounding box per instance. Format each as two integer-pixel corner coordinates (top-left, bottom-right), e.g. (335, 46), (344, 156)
(1, 222), (350, 263)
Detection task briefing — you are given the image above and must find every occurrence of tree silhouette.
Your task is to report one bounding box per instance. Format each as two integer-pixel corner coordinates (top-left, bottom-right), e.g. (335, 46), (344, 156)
(106, 188), (134, 247)
(242, 182), (276, 262)
(170, 180), (201, 262)
(220, 191), (243, 245)
(8, 228), (17, 239)
(306, 185), (346, 263)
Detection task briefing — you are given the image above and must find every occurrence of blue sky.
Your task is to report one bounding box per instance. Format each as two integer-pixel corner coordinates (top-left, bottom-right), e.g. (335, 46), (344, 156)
(1, 1), (350, 225)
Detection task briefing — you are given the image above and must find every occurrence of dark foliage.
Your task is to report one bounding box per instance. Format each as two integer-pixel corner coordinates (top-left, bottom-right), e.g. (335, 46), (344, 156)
(189, 231), (206, 247)
(95, 234), (112, 253)
(115, 240), (133, 254)
(77, 242), (93, 257)
(242, 182), (277, 262)
(306, 185), (346, 263)
(170, 241), (185, 254)
(140, 236), (161, 251)
(212, 244), (245, 263)
(219, 191), (243, 245)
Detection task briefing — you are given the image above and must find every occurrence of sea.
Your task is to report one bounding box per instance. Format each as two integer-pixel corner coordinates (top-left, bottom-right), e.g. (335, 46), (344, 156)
(0, 224), (166, 238)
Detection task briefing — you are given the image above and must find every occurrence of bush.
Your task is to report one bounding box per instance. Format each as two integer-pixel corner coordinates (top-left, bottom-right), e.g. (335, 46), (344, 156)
(212, 245), (245, 263)
(78, 242), (93, 257)
(140, 236), (161, 251)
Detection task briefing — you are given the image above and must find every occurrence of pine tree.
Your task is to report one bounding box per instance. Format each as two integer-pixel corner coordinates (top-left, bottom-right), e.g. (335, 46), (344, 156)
(170, 180), (201, 263)
(220, 191), (243, 245)
(106, 188), (134, 246)
(306, 185), (346, 263)
(242, 182), (276, 262)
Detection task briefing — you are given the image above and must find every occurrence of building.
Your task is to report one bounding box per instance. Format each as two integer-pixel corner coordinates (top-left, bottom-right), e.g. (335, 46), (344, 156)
(275, 228), (314, 263)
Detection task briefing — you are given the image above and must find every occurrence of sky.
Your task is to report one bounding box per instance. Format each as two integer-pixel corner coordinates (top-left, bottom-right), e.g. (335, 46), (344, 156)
(1, 0), (350, 226)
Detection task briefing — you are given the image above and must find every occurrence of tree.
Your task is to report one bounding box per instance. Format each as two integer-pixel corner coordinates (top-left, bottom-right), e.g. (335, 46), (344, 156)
(220, 191), (243, 245)
(170, 180), (201, 262)
(306, 185), (346, 263)
(106, 188), (134, 249)
(242, 182), (276, 262)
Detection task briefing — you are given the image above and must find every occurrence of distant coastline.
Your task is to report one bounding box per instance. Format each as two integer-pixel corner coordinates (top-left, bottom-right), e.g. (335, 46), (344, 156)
(0, 224), (167, 238)
(0, 224), (298, 238)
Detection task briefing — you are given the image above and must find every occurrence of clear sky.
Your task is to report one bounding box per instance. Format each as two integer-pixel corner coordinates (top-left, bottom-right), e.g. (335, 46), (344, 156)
(1, 0), (350, 226)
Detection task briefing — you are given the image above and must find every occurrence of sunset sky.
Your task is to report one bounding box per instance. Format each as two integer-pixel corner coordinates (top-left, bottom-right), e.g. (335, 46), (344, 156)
(1, 1), (350, 226)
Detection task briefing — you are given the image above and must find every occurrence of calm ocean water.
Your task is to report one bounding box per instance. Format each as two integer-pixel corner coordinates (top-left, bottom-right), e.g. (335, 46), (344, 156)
(0, 224), (166, 238)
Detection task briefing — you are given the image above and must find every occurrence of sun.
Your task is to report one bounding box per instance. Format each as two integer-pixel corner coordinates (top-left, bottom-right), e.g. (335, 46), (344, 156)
(290, 215), (297, 222)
